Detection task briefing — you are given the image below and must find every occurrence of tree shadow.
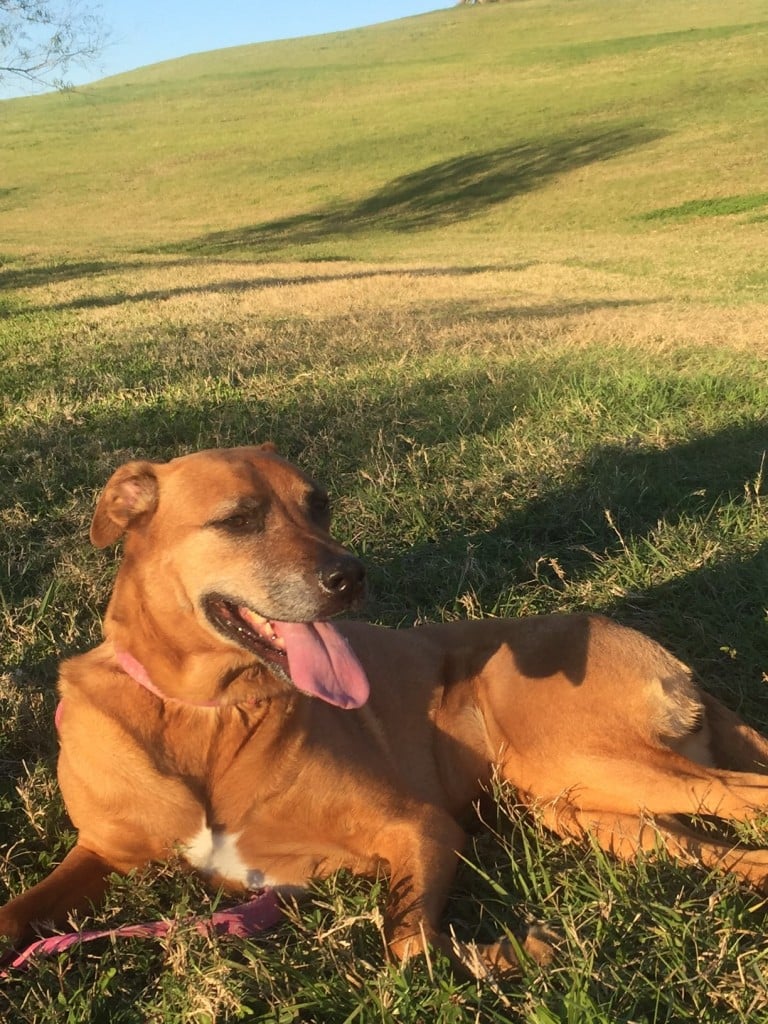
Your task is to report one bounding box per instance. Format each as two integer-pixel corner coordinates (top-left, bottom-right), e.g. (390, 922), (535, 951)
(178, 125), (664, 254)
(0, 360), (547, 536)
(0, 293), (661, 448)
(376, 420), (768, 717)
(0, 255), (345, 298)
(0, 258), (202, 293)
(43, 288), (654, 319)
(17, 263), (530, 314)
(2, 258), (658, 319)
(606, 544), (768, 719)
(377, 421), (767, 590)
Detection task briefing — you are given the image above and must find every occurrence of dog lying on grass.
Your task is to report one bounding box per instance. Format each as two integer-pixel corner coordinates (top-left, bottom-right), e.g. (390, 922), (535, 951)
(1, 444), (767, 976)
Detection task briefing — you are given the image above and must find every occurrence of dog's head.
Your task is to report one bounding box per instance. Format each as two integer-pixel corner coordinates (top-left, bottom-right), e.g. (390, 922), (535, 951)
(90, 445), (369, 708)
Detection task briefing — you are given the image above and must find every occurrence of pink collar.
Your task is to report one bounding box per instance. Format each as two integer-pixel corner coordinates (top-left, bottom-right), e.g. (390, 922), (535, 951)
(116, 649), (255, 708)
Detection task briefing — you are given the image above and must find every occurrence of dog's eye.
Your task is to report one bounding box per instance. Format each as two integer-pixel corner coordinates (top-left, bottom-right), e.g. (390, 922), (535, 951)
(223, 514), (250, 529)
(215, 510), (263, 533)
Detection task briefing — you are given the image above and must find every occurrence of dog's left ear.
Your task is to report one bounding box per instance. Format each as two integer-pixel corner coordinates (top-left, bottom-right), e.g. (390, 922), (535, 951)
(90, 461), (160, 548)
(257, 441), (279, 454)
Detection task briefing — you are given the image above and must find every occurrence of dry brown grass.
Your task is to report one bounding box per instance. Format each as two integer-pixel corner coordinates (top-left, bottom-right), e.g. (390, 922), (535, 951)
(14, 257), (768, 358)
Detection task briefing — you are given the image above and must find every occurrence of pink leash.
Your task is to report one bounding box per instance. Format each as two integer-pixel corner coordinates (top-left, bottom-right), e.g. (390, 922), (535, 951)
(3, 652), (284, 975)
(1, 889), (282, 975)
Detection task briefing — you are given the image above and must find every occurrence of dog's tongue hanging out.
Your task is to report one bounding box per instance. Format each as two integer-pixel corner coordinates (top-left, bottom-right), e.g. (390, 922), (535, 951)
(272, 620), (370, 709)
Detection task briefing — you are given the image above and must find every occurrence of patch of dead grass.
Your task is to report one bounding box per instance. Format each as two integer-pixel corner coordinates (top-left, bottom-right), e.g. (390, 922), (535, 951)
(14, 257), (768, 356)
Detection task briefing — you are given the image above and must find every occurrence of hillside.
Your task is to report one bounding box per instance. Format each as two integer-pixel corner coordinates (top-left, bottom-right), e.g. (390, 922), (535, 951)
(1, 0), (767, 300)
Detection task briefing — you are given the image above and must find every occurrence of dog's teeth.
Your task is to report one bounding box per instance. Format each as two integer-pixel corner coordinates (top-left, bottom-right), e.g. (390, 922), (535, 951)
(238, 606), (268, 627)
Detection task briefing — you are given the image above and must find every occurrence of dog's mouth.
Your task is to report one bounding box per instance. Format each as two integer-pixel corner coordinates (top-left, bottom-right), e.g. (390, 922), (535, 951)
(205, 596), (288, 663)
(203, 595), (369, 710)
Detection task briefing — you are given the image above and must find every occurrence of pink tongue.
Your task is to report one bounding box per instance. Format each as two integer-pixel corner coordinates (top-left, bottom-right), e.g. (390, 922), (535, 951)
(273, 620), (370, 709)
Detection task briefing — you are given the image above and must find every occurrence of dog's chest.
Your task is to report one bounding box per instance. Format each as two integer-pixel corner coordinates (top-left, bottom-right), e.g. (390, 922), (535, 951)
(183, 821), (273, 890)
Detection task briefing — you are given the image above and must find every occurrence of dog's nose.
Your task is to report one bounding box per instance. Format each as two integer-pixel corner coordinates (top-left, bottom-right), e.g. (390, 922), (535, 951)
(317, 555), (366, 600)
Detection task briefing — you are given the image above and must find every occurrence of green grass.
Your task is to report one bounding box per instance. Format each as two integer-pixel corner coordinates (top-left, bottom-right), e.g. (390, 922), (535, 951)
(641, 192), (768, 221)
(2, 0), (768, 1020)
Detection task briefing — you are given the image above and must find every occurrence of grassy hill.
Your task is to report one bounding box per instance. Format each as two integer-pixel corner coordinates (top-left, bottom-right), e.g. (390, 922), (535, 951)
(2, 1), (768, 1021)
(2, 0), (767, 298)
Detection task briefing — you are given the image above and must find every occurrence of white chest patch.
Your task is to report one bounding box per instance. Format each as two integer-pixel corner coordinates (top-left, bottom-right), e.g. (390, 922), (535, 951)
(183, 823), (268, 890)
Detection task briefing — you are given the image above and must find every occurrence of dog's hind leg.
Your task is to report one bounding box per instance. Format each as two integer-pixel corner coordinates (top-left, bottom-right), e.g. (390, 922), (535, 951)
(537, 800), (768, 891)
(698, 693), (768, 773)
(516, 742), (768, 823)
(0, 844), (120, 947)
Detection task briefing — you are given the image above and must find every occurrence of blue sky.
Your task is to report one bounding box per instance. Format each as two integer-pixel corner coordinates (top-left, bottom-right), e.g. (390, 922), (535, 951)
(65, 2), (451, 89)
(1, 2), (452, 97)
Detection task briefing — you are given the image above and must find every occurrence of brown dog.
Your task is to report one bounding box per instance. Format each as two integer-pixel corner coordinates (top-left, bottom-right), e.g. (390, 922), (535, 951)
(2, 444), (768, 975)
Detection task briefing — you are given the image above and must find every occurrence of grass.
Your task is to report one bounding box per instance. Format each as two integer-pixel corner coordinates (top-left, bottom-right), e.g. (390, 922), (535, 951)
(1, 0), (768, 1020)
(641, 192), (768, 222)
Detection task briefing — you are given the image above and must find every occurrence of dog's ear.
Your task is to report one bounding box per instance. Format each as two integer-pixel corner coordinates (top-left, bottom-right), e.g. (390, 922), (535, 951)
(90, 461), (160, 548)
(257, 441), (279, 454)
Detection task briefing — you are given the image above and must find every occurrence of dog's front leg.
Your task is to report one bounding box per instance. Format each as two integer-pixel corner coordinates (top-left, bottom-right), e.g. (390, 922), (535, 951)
(374, 810), (464, 966)
(376, 809), (555, 979)
(0, 843), (127, 947)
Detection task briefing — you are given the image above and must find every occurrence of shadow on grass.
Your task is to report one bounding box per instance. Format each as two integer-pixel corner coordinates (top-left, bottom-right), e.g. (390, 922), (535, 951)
(378, 419), (767, 564)
(617, 543), (768, 708)
(4, 258), (660, 318)
(175, 124), (663, 254)
(379, 420), (768, 714)
(24, 263), (529, 313)
(43, 288), (655, 319)
(0, 258), (204, 292)
(0, 254), (362, 294)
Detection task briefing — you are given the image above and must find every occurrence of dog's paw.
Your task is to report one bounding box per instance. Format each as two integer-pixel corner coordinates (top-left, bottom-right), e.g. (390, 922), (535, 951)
(453, 924), (559, 979)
